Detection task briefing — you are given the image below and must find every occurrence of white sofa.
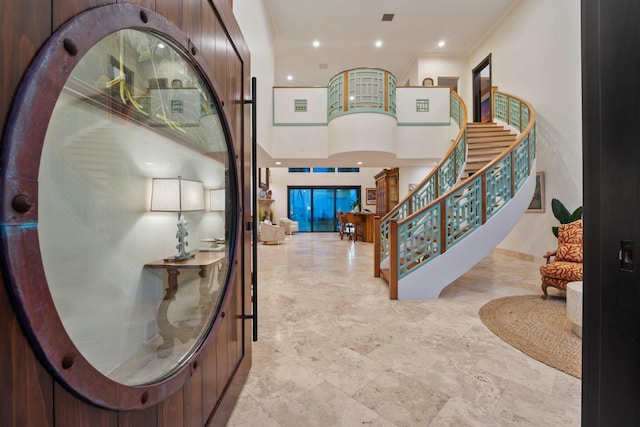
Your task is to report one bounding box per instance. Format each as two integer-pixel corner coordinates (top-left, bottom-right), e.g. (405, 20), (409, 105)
(278, 217), (299, 235)
(259, 222), (286, 244)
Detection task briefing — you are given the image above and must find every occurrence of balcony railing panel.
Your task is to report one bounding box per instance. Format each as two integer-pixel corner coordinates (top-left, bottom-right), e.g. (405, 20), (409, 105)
(327, 68), (396, 122)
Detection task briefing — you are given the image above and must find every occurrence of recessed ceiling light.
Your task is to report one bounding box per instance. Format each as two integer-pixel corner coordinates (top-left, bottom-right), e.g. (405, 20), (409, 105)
(157, 43), (165, 49)
(438, 40), (445, 47)
(287, 75), (293, 81)
(357, 161), (363, 165)
(275, 161), (282, 165)
(349, 96), (355, 101)
(375, 40), (383, 48)
(313, 40), (320, 48)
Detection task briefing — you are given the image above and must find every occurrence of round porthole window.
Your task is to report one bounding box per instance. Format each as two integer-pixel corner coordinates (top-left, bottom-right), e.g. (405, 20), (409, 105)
(0, 5), (237, 410)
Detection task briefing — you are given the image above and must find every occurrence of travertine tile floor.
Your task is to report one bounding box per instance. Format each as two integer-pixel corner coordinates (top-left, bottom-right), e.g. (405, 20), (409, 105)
(228, 233), (581, 426)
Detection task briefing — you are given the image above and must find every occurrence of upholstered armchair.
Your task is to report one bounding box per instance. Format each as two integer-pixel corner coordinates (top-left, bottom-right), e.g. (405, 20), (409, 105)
(278, 217), (299, 235)
(540, 219), (583, 298)
(259, 222), (285, 245)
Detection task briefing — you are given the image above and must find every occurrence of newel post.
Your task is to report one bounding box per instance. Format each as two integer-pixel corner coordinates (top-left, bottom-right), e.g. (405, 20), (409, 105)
(491, 85), (498, 122)
(374, 216), (381, 277)
(389, 218), (399, 300)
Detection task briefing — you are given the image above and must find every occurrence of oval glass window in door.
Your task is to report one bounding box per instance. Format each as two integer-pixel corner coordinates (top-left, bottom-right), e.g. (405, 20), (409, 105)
(36, 28), (233, 386)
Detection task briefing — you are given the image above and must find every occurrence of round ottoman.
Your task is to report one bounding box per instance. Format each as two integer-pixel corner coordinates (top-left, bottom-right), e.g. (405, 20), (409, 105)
(566, 281), (583, 338)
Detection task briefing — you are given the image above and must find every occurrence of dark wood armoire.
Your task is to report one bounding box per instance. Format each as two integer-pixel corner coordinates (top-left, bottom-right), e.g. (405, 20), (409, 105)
(0, 1), (253, 426)
(374, 167), (399, 217)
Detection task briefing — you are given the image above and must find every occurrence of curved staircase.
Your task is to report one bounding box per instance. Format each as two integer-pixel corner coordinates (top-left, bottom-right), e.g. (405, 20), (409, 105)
(374, 88), (536, 299)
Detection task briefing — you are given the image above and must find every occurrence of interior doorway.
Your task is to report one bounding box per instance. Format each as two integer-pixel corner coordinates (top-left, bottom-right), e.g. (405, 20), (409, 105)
(472, 54), (492, 122)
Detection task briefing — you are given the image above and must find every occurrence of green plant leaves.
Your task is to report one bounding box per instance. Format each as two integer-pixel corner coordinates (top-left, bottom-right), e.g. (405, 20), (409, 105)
(551, 198), (583, 238)
(551, 198), (571, 223)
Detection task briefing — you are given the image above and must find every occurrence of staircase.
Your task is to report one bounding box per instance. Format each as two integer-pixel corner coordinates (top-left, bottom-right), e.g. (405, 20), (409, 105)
(375, 89), (536, 300)
(464, 122), (517, 176)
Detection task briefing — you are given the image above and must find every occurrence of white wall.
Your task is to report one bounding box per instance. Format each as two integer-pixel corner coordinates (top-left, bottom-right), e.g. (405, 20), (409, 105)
(232, 0), (275, 154)
(465, 0), (582, 257)
(273, 87), (327, 124)
(414, 55), (468, 94)
(396, 87), (450, 124)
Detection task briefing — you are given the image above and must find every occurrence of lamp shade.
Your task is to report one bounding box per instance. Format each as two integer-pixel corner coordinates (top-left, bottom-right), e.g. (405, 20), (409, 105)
(210, 189), (225, 211)
(151, 177), (205, 212)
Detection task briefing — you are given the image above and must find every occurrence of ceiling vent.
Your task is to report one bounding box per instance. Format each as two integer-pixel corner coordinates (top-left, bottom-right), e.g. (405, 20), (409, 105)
(382, 13), (394, 22)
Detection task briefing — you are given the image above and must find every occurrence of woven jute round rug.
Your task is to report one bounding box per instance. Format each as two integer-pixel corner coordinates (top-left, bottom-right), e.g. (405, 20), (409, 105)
(479, 295), (582, 378)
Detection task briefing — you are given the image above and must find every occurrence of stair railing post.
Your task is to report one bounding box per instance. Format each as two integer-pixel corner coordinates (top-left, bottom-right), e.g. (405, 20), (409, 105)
(491, 86), (498, 122)
(481, 174), (487, 225)
(511, 151), (516, 199)
(374, 216), (381, 277)
(440, 199), (447, 254)
(389, 218), (399, 300)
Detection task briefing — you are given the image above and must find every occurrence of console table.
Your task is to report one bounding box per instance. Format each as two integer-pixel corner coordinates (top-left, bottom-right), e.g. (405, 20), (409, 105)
(144, 251), (226, 356)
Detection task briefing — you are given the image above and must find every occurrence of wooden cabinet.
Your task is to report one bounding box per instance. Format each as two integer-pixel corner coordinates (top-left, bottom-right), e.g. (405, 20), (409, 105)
(374, 168), (399, 217)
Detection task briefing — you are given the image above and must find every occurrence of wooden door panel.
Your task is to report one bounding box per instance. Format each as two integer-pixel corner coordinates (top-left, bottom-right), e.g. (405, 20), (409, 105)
(119, 406), (158, 427)
(53, 0), (114, 30)
(1, 0), (251, 424)
(54, 383), (117, 426)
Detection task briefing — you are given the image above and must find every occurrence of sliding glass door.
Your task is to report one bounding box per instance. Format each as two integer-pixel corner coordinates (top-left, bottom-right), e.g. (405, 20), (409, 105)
(288, 186), (359, 232)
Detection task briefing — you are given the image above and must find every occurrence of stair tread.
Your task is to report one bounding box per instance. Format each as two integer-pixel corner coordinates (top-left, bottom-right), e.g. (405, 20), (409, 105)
(467, 147), (512, 153)
(467, 135), (516, 143)
(467, 140), (513, 146)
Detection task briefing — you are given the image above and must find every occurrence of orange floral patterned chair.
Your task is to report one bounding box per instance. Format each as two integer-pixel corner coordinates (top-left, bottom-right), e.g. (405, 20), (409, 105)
(540, 219), (583, 298)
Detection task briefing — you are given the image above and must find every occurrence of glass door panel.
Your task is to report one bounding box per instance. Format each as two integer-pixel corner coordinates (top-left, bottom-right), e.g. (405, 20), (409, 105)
(312, 189), (335, 231)
(289, 188), (311, 231)
(336, 188), (358, 231)
(288, 187), (359, 232)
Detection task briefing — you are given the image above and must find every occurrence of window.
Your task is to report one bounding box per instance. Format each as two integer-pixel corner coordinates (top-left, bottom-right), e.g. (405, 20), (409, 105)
(416, 99), (430, 112)
(294, 99), (307, 112)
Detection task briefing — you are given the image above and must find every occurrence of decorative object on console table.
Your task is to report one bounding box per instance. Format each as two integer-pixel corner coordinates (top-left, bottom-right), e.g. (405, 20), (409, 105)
(151, 176), (205, 261)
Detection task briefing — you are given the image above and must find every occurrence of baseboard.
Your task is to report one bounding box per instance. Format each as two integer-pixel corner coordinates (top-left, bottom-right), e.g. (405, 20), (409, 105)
(493, 247), (534, 262)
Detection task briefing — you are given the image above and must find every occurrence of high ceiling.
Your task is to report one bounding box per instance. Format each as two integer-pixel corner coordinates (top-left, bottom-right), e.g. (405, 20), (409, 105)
(265, 0), (520, 87)
(258, 0), (520, 167)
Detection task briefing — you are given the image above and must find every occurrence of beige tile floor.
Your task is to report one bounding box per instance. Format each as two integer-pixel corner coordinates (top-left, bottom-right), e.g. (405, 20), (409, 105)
(228, 233), (581, 426)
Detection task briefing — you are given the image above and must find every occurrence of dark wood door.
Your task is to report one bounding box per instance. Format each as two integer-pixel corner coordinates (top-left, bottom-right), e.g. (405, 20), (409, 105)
(0, 1), (252, 425)
(583, 0), (640, 425)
